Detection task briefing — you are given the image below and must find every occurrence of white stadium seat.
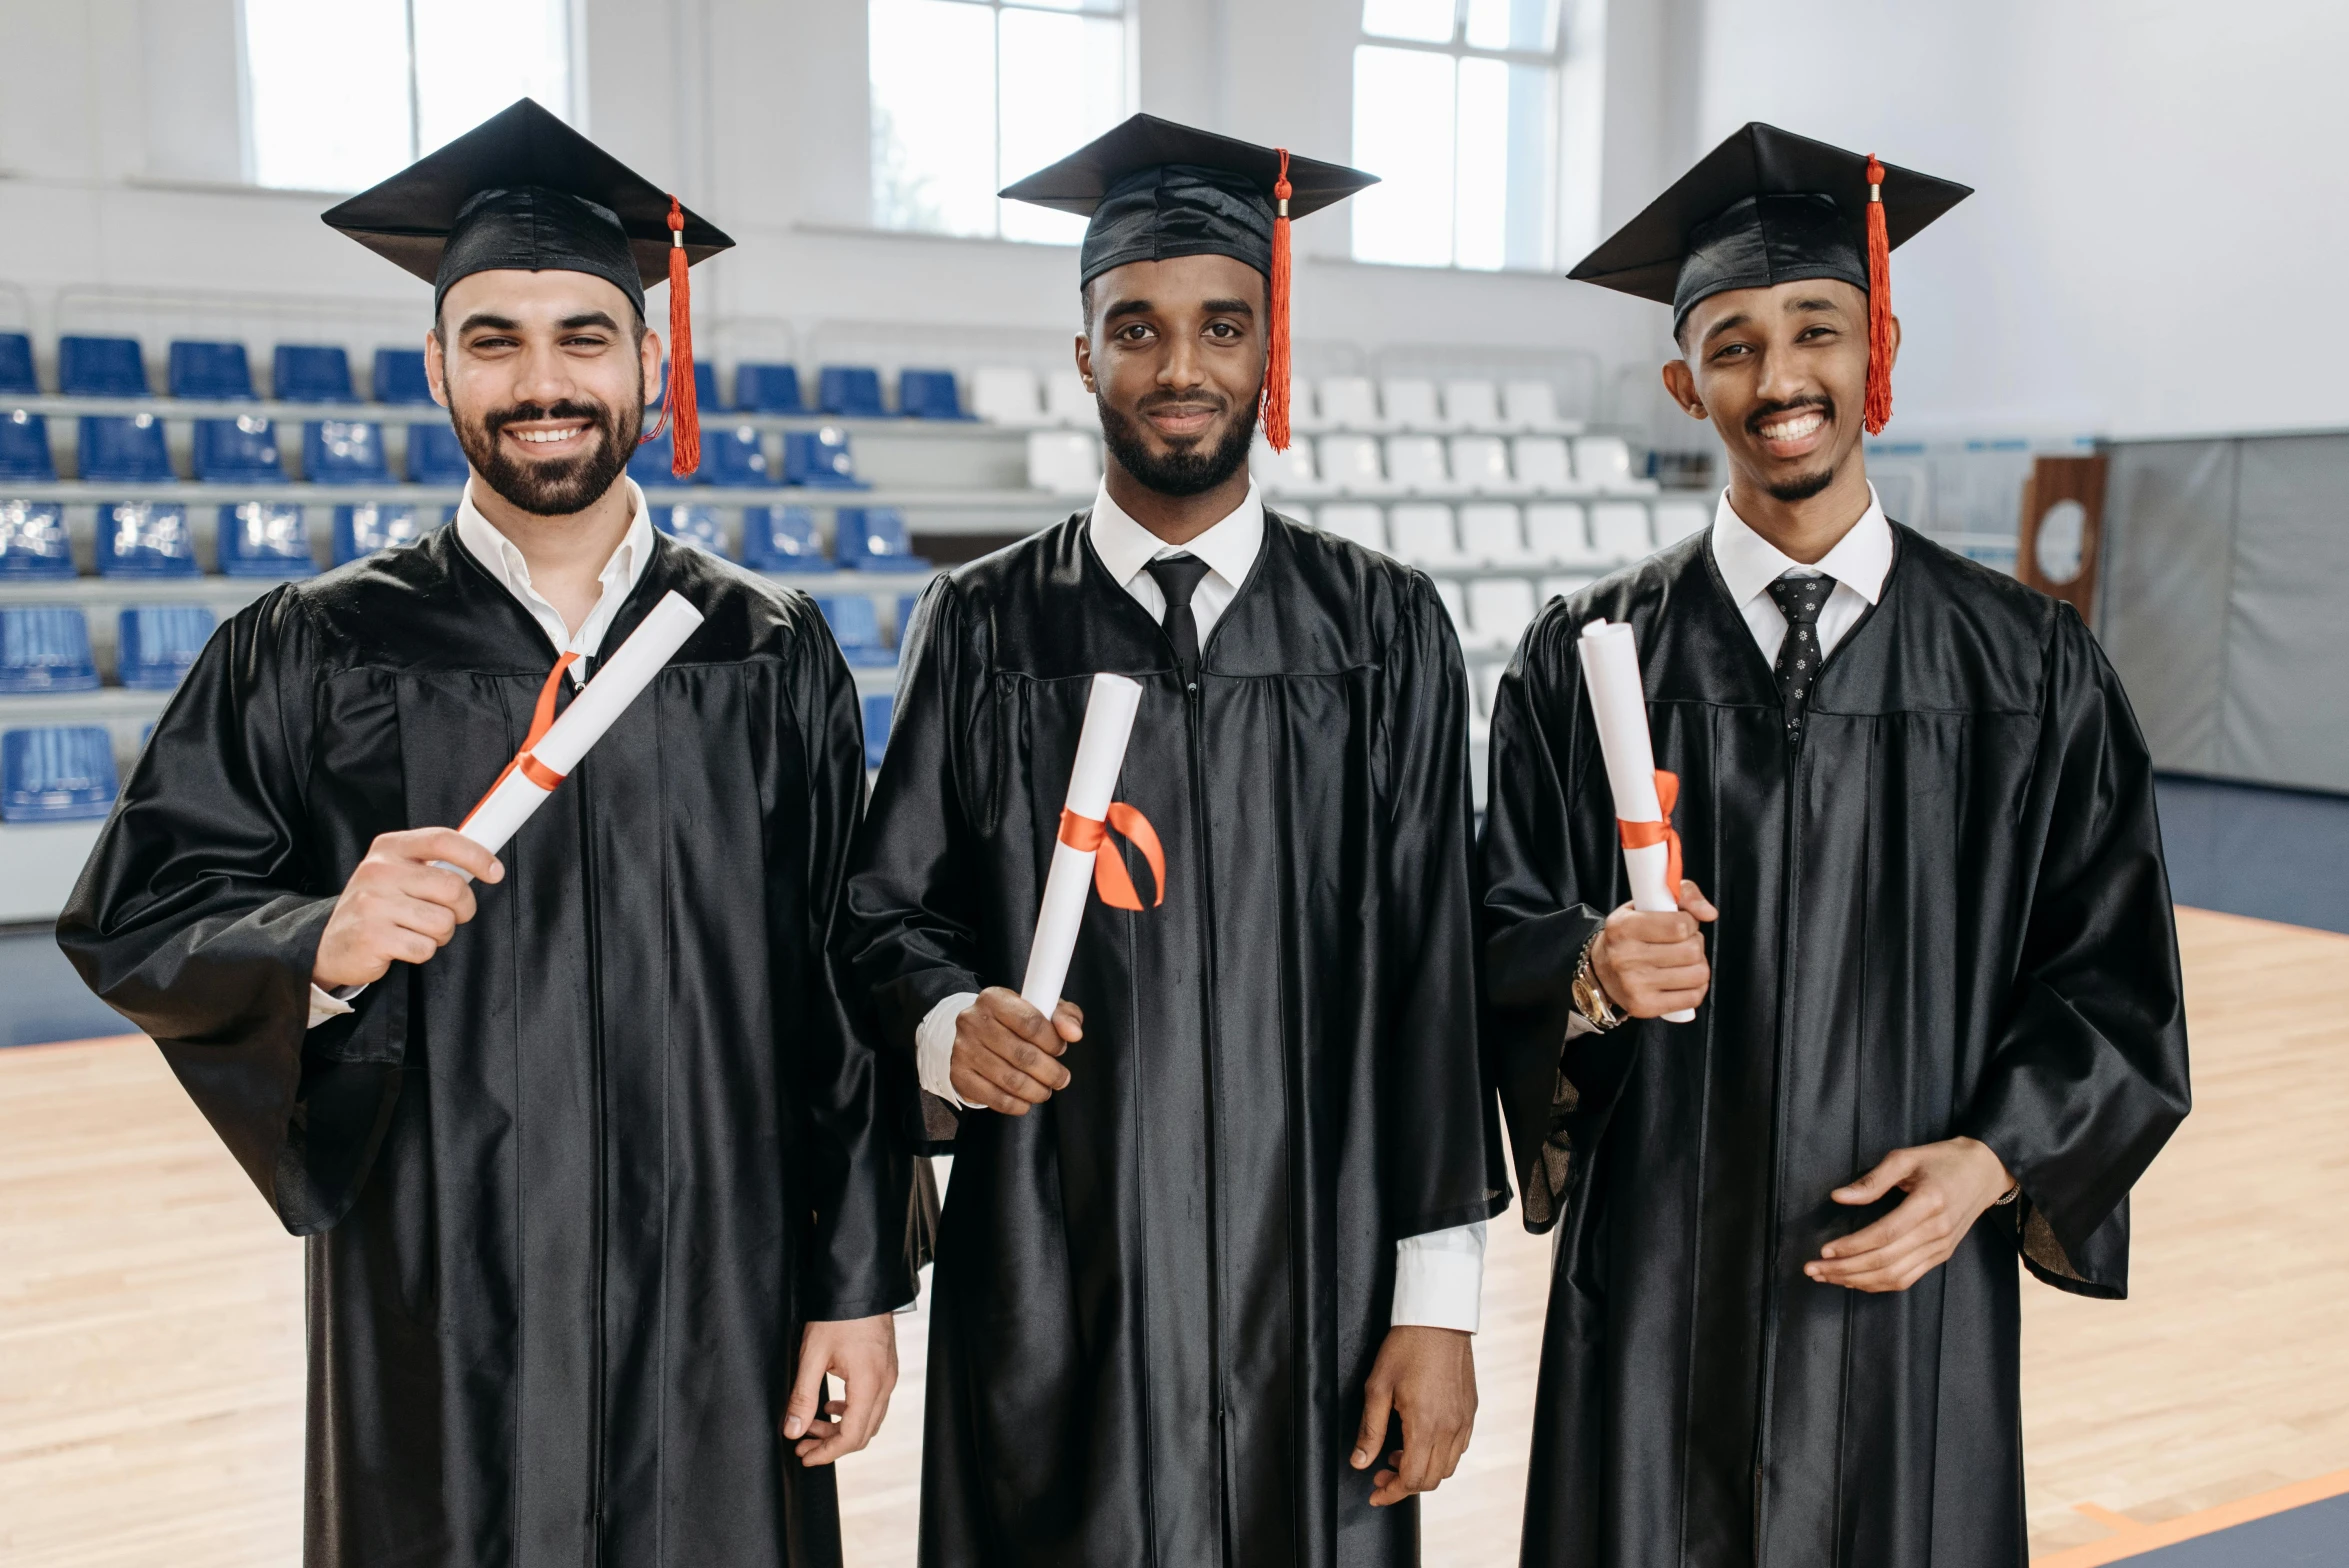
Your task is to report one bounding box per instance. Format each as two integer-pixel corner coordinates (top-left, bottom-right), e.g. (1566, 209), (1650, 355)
(1653, 499), (1711, 545)
(1502, 379), (1581, 434)
(1467, 578), (1539, 651)
(1028, 430), (1101, 494)
(1252, 433), (1326, 496)
(1434, 577), (1471, 636)
(1315, 502), (1388, 554)
(1524, 502), (1602, 566)
(1449, 435), (1519, 494)
(1044, 371), (1094, 425)
(1317, 375), (1384, 429)
(1511, 435), (1576, 493)
(1443, 379), (1504, 431)
(1318, 433), (1388, 493)
(970, 366), (1043, 425)
(1572, 435), (1637, 487)
(1388, 503), (1471, 569)
(1288, 378), (1333, 434)
(1458, 503), (1536, 567)
(1385, 435), (1451, 492)
(1541, 574), (1597, 603)
(1474, 659), (1507, 718)
(1381, 377), (1449, 431)
(1591, 501), (1655, 561)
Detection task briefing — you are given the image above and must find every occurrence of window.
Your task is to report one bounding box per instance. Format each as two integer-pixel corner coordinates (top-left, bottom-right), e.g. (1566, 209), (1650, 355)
(1351, 0), (1566, 271)
(242, 0), (574, 193)
(869, 0), (1131, 243)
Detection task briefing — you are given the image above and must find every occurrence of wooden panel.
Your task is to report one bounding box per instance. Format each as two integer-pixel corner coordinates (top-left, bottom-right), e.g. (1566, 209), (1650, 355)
(2019, 452), (2112, 619)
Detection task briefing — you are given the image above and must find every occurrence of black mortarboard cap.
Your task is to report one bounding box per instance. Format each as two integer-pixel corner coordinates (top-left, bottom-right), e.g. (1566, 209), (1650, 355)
(1000, 113), (1375, 451)
(1569, 122), (1971, 433)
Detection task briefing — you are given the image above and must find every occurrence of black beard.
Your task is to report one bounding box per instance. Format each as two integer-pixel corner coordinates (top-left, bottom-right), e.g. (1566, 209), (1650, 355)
(1748, 394), (1838, 503)
(454, 388), (640, 517)
(1765, 464), (1838, 503)
(1097, 389), (1260, 498)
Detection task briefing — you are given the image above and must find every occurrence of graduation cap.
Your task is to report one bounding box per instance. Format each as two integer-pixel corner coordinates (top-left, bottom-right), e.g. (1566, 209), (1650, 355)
(1568, 123), (1971, 434)
(322, 98), (732, 477)
(1001, 114), (1377, 452)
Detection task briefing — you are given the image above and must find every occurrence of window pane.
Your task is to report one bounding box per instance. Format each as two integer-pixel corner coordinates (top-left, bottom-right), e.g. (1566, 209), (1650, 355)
(1464, 0), (1558, 52)
(412, 0), (573, 156)
(1351, 45), (1456, 267)
(998, 8), (1127, 244)
(244, 0), (412, 191)
(1006, 0), (1126, 12)
(1501, 58), (1556, 269)
(1361, 0), (1457, 44)
(1454, 56), (1506, 270)
(870, 0), (1001, 236)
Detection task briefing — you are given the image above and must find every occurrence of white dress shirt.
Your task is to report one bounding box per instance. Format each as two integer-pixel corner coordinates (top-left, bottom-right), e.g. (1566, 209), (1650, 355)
(306, 481), (657, 1027)
(914, 479), (1489, 1333)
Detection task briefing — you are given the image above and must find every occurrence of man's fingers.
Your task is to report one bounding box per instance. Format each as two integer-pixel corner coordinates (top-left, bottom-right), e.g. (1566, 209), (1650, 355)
(1819, 1191), (1939, 1261)
(385, 860), (480, 920)
(1051, 1000), (1085, 1043)
(1352, 1378), (1394, 1470)
(959, 1043), (1060, 1104)
(401, 828), (503, 884)
(781, 1351), (829, 1441)
(1833, 1148), (1921, 1206)
(949, 1065), (1036, 1116)
(1677, 880), (1720, 920)
(969, 1015), (1073, 1089)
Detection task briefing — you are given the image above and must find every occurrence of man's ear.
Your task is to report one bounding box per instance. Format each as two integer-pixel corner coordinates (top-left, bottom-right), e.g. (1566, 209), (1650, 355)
(1073, 330), (1096, 394)
(1661, 358), (1706, 420)
(425, 328), (450, 411)
(639, 325), (664, 406)
(1882, 314), (1901, 378)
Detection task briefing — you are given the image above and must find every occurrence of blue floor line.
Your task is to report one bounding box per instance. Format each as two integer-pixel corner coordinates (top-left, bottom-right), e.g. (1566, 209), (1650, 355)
(2109, 1490), (2349, 1564)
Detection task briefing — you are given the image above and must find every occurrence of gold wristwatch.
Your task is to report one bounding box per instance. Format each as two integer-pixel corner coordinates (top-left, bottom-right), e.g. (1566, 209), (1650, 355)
(1571, 929), (1626, 1031)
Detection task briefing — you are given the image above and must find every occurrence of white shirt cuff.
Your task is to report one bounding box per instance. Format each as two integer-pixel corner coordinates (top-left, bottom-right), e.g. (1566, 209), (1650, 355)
(916, 991), (982, 1107)
(306, 983), (358, 1029)
(1391, 1220), (1486, 1333)
(1565, 1011), (1595, 1039)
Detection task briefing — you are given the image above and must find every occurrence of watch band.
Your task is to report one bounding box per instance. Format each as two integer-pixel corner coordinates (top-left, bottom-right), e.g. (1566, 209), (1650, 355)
(1572, 929), (1625, 1032)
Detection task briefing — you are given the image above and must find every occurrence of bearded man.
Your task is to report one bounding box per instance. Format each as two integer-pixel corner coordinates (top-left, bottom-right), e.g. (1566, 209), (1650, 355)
(57, 100), (920, 1568)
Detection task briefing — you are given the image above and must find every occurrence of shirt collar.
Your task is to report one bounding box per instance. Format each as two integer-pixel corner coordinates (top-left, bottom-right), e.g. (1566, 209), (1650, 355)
(1710, 483), (1893, 609)
(1087, 479), (1266, 591)
(455, 478), (657, 615)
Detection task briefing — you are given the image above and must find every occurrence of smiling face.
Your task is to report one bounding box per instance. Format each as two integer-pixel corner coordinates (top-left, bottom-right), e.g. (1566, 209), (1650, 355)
(1663, 277), (1892, 505)
(1076, 252), (1266, 499)
(427, 269), (662, 517)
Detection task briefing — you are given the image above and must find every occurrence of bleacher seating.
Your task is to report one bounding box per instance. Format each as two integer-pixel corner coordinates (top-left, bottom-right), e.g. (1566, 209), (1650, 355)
(895, 593), (920, 645)
(1525, 503), (1604, 568)
(78, 413), (172, 482)
(651, 361), (720, 414)
(168, 341), (255, 400)
(1288, 378), (1331, 435)
(1459, 503), (1539, 567)
(59, 336), (149, 397)
(333, 502), (426, 563)
(741, 505), (826, 570)
(1389, 503), (1472, 569)
(1466, 578), (1539, 651)
(3, 725), (119, 821)
(0, 606), (100, 692)
(1313, 502), (1387, 554)
(1251, 434), (1324, 496)
(1573, 435), (1638, 488)
(1317, 434), (1386, 493)
(1502, 380), (1578, 434)
(1541, 573), (1597, 603)
(99, 501), (197, 576)
(784, 426), (862, 488)
(0, 501), (71, 575)
(406, 423), (469, 484)
(1433, 578), (1470, 640)
(117, 605), (216, 690)
(1381, 378), (1449, 431)
(191, 414), (287, 483)
(304, 418), (390, 483)
(970, 367), (1043, 425)
(1386, 435), (1450, 492)
(1043, 371), (1094, 425)
(1653, 499), (1711, 545)
(1511, 435), (1574, 492)
(0, 333), (37, 394)
(861, 693), (893, 771)
(735, 363), (807, 414)
(1317, 376), (1383, 429)
(1028, 430), (1100, 494)
(1450, 435), (1517, 494)
(1590, 500), (1654, 560)
(1442, 379), (1502, 430)
(217, 501), (315, 577)
(656, 504), (728, 557)
(836, 507), (928, 572)
(899, 369), (973, 420)
(704, 424), (772, 487)
(818, 366), (889, 418)
(814, 594), (896, 667)
(0, 410), (56, 480)
(373, 348), (434, 405)
(630, 427), (700, 486)
(273, 344), (355, 402)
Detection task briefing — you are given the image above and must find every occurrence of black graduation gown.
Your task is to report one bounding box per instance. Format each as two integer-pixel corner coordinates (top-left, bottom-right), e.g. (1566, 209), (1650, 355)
(1479, 525), (2191, 1568)
(837, 511), (1507, 1568)
(57, 527), (920, 1568)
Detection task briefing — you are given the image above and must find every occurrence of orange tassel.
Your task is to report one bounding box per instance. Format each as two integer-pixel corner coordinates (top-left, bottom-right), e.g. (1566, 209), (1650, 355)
(1863, 154), (1893, 436)
(663, 196), (700, 478)
(1262, 149), (1294, 453)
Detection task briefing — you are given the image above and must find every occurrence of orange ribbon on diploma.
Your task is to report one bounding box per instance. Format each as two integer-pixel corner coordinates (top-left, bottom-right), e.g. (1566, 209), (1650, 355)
(1615, 768), (1683, 892)
(1022, 674), (1161, 1014)
(1058, 804), (1167, 911)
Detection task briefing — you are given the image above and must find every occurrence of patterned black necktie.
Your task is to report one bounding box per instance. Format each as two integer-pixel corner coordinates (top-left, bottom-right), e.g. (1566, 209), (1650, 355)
(1144, 554), (1213, 681)
(1766, 572), (1837, 730)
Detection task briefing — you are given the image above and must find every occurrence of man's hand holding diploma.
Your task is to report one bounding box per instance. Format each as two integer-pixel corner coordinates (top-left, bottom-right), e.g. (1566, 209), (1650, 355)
(314, 828), (505, 988)
(1590, 878), (1719, 1018)
(951, 986), (1084, 1114)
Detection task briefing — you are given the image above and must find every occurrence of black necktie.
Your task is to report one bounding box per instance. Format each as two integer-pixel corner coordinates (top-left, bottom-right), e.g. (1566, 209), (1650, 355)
(1766, 573), (1837, 730)
(1144, 554), (1213, 681)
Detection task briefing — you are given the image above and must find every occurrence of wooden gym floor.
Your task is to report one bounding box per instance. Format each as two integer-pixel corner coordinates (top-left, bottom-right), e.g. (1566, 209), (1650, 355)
(2, 906), (2343, 1567)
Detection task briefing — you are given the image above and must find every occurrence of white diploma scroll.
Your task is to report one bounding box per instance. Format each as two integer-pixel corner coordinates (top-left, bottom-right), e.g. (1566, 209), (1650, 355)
(450, 590), (707, 870)
(1019, 673), (1146, 1016)
(1577, 618), (1694, 1022)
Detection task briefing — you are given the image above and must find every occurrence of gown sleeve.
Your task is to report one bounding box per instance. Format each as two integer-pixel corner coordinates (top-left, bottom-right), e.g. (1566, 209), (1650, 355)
(55, 588), (403, 1234)
(1956, 603), (2192, 1297)
(1477, 608), (1613, 1233)
(836, 576), (988, 1150)
(777, 612), (924, 1319)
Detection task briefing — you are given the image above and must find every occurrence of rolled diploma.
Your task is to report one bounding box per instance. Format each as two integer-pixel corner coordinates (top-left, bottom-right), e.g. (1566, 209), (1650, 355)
(1019, 673), (1144, 1016)
(1577, 618), (1694, 1022)
(450, 591), (707, 869)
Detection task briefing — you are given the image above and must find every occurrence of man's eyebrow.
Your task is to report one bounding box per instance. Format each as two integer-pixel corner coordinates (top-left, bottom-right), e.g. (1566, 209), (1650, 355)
(558, 311), (623, 332)
(1102, 298), (1155, 324)
(1699, 311), (1752, 347)
(457, 312), (520, 334)
(1202, 297), (1256, 318)
(1784, 295), (1842, 315)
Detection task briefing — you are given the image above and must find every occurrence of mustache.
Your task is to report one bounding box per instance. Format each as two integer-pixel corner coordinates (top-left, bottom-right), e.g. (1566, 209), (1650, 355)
(1135, 388), (1231, 418)
(1745, 396), (1834, 437)
(481, 400), (613, 439)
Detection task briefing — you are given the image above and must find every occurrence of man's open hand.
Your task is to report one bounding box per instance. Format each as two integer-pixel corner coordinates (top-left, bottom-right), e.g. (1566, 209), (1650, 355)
(313, 828), (503, 989)
(1351, 1325), (1476, 1507)
(951, 987), (1082, 1115)
(1806, 1136), (2015, 1293)
(784, 1313), (900, 1465)
(1589, 879), (1719, 1018)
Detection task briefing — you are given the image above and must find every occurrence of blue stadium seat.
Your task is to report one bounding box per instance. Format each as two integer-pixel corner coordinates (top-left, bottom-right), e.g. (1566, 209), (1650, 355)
(628, 426), (700, 486)
(815, 594), (896, 667)
(304, 418), (390, 483)
(861, 693), (892, 772)
(649, 361), (721, 413)
(740, 505), (826, 571)
(897, 593), (921, 644)
(0, 409), (55, 480)
(0, 606), (99, 693)
(168, 341), (255, 400)
(191, 415), (287, 483)
(1, 725), (119, 822)
(783, 427), (866, 488)
(98, 501), (197, 577)
(836, 507), (928, 572)
(405, 422), (469, 484)
(333, 502), (427, 563)
(372, 348), (435, 405)
(217, 501), (315, 577)
(0, 333), (36, 395)
(735, 363), (805, 414)
(656, 504), (729, 558)
(273, 344), (355, 402)
(818, 366), (889, 418)
(703, 424), (771, 487)
(0, 501), (71, 576)
(78, 413), (173, 482)
(899, 368), (974, 420)
(118, 605), (217, 690)
(58, 336), (149, 397)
